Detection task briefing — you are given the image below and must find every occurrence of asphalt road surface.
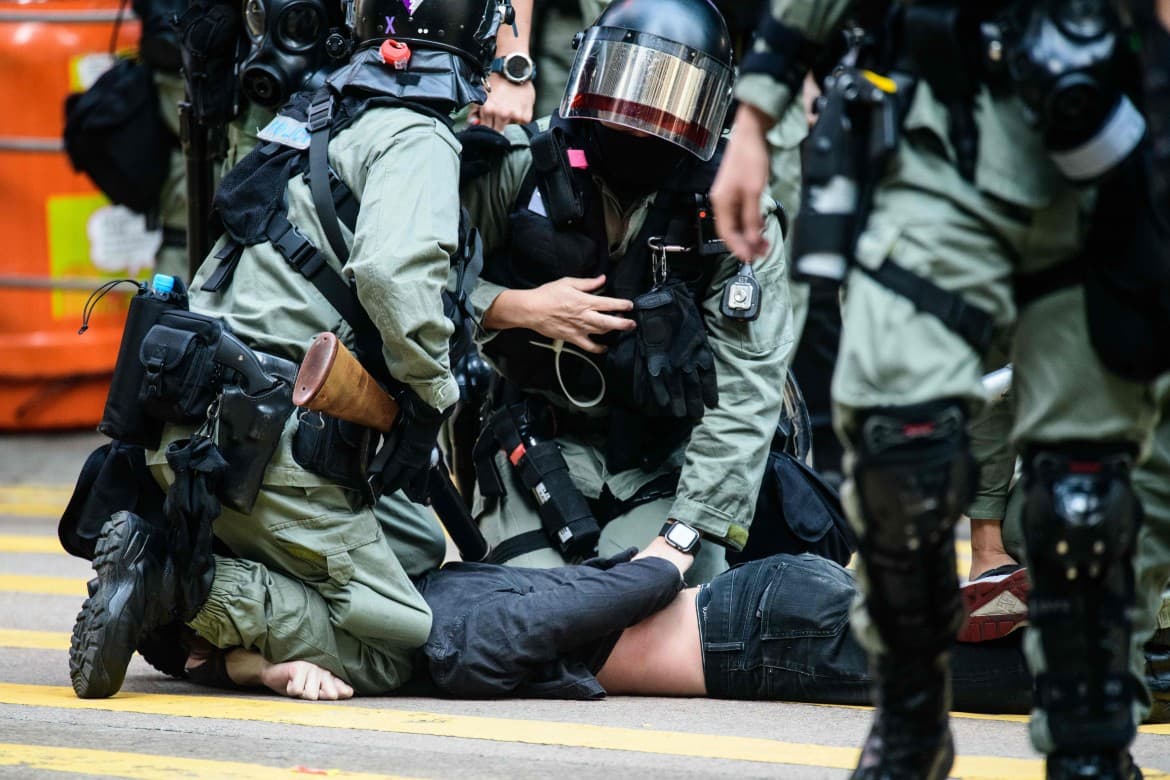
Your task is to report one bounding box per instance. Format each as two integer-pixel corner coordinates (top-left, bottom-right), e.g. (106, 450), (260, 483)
(1, 432), (1168, 779)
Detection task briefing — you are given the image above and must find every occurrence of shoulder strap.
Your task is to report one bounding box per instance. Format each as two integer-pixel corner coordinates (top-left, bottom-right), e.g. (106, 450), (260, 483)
(860, 259), (996, 353)
(529, 127), (585, 225)
(307, 90), (351, 266)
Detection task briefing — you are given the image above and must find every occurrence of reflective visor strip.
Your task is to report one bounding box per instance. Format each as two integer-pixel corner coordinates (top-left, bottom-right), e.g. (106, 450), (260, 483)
(568, 92), (714, 153)
(561, 27), (733, 160)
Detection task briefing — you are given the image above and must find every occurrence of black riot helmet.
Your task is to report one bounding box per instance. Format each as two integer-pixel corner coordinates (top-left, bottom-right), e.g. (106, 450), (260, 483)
(350, 0), (507, 74)
(240, 0), (349, 108)
(562, 0), (733, 160)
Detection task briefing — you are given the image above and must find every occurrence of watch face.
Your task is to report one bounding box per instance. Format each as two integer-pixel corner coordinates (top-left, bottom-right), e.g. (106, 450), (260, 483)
(667, 523), (700, 551)
(503, 54), (532, 82)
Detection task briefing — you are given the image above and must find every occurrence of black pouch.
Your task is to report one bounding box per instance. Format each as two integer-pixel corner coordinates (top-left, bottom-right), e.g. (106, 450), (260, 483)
(504, 208), (600, 287)
(292, 412), (375, 500)
(138, 315), (224, 423)
(513, 439), (600, 559)
(728, 451), (857, 568)
(1083, 153), (1170, 381)
(63, 58), (175, 214)
(58, 441), (167, 561)
(216, 382), (294, 514)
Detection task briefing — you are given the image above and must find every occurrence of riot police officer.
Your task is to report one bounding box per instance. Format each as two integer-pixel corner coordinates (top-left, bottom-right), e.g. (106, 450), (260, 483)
(69, 0), (507, 699)
(461, 0), (794, 583)
(712, 1), (1165, 778)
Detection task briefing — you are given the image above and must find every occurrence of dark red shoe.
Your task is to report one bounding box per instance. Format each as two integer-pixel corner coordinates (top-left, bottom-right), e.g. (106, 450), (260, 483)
(959, 565), (1030, 643)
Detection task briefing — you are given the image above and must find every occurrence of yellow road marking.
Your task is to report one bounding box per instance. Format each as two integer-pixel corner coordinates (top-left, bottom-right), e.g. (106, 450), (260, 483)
(0, 485), (72, 499)
(0, 503), (65, 518)
(0, 485), (70, 518)
(0, 684), (1165, 778)
(0, 630), (70, 651)
(0, 535), (66, 554)
(0, 742), (411, 779)
(0, 574), (86, 596)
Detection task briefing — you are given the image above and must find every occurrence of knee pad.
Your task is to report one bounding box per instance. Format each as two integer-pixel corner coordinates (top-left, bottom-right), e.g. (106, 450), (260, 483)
(1022, 445), (1143, 750)
(849, 400), (976, 654)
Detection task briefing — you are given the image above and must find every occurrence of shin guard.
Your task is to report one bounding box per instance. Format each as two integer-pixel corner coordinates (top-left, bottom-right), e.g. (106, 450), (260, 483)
(850, 400), (975, 656)
(1023, 445), (1142, 752)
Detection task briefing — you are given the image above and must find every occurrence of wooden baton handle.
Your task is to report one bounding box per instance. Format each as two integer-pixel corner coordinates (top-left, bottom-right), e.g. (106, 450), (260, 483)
(293, 332), (398, 433)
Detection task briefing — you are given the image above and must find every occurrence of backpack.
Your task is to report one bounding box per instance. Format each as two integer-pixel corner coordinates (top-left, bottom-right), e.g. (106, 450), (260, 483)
(63, 58), (176, 215)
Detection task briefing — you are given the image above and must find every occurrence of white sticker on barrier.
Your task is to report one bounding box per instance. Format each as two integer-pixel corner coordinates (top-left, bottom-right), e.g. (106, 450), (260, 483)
(86, 205), (163, 275)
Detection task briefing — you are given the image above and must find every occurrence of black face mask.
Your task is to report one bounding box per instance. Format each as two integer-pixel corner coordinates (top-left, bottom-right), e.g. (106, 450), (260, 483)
(241, 0), (334, 108)
(585, 123), (688, 201)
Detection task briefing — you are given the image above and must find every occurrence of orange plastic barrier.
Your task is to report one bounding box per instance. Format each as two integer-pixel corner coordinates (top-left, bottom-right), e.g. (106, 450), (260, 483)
(0, 0), (142, 429)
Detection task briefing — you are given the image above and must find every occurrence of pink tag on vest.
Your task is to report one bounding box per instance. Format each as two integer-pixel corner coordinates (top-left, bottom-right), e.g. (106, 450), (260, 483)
(567, 148), (589, 169)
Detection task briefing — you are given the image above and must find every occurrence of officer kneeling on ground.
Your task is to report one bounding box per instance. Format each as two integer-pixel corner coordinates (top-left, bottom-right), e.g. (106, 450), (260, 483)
(68, 0), (509, 700)
(460, 0), (795, 583)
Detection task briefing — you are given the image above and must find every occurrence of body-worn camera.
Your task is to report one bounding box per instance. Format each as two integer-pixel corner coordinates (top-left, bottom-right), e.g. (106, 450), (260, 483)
(995, 0), (1145, 182)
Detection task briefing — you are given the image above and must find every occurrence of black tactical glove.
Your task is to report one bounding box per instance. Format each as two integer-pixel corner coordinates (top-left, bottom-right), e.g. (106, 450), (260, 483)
(370, 389), (451, 501)
(631, 280), (719, 418)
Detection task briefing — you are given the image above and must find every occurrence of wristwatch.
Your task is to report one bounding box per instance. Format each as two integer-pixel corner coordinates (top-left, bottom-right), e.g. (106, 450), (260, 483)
(490, 52), (536, 85)
(659, 521), (702, 555)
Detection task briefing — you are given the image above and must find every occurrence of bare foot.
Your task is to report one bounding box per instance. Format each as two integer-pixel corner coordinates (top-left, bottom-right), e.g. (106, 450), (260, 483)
(968, 517), (1019, 581)
(258, 659), (354, 701)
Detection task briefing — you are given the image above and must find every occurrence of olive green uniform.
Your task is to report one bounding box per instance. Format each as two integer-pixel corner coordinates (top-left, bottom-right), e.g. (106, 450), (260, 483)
(146, 105), (462, 694)
(464, 122), (795, 585)
(152, 72), (189, 280)
(998, 378), (1170, 725)
(150, 73), (277, 281)
(1133, 379), (1170, 648)
(739, 0), (1157, 752)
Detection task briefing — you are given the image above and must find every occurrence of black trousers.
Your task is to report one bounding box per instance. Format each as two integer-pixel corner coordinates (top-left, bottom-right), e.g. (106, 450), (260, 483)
(698, 554), (1034, 714)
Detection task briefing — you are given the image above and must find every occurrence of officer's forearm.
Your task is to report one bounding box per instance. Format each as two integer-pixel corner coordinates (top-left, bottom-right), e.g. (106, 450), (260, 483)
(733, 102), (777, 139)
(481, 288), (528, 331)
(496, 0), (532, 55)
(735, 0), (855, 121)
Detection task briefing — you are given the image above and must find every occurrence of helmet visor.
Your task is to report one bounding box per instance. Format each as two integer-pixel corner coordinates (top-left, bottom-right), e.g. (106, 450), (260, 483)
(561, 26), (733, 160)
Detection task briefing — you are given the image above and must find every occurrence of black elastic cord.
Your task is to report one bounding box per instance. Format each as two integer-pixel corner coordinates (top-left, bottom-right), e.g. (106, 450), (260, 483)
(79, 279), (142, 334)
(108, 0), (129, 55)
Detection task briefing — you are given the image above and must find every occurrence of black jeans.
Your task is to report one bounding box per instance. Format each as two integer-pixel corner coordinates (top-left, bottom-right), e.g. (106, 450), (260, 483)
(698, 553), (1034, 714)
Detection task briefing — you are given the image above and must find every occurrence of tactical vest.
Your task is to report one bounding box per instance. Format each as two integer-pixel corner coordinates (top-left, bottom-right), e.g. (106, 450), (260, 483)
(202, 55), (480, 391)
(468, 115), (726, 470)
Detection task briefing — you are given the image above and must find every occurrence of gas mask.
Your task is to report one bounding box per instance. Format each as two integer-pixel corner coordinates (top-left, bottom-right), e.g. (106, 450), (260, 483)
(240, 0), (349, 108)
(998, 0), (1145, 182)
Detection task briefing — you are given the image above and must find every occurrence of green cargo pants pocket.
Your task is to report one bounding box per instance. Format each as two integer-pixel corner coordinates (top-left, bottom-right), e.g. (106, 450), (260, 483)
(267, 506), (381, 588)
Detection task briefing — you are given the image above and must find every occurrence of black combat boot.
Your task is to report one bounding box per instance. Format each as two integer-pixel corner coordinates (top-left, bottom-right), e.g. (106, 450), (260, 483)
(69, 511), (180, 698)
(852, 653), (954, 780)
(1046, 751), (1142, 780)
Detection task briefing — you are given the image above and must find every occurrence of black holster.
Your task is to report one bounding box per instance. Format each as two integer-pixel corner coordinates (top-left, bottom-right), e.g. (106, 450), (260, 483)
(515, 439), (600, 559)
(216, 382), (294, 514)
(475, 403), (600, 560)
(292, 412), (376, 503)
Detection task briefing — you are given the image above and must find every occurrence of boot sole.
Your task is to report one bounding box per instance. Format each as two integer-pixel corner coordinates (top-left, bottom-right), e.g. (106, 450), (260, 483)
(959, 568), (1030, 643)
(69, 514), (151, 699)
